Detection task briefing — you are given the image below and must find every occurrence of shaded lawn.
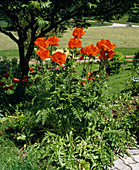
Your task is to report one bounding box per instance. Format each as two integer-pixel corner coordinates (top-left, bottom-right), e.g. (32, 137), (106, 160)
(0, 49), (19, 59)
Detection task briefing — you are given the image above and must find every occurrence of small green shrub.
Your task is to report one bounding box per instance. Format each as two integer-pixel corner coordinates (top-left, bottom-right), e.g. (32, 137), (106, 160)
(128, 4), (139, 23)
(0, 56), (11, 77)
(11, 57), (18, 65)
(106, 51), (125, 74)
(133, 50), (139, 68)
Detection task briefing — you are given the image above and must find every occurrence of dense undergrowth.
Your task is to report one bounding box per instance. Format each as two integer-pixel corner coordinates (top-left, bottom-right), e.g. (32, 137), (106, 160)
(0, 29), (139, 169)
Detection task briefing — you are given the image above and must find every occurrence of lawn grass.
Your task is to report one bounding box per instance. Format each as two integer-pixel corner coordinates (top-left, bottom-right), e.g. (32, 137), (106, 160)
(115, 48), (138, 55)
(0, 24), (139, 58)
(0, 32), (18, 50)
(104, 68), (133, 97)
(0, 48), (137, 60)
(0, 49), (19, 59)
(59, 27), (139, 48)
(75, 62), (137, 98)
(76, 62), (99, 75)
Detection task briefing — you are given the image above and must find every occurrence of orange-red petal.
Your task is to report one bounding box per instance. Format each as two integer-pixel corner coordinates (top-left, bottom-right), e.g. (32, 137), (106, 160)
(51, 51), (66, 67)
(72, 28), (86, 39)
(12, 78), (20, 83)
(34, 37), (49, 48)
(47, 36), (60, 46)
(68, 38), (82, 49)
(36, 47), (51, 60)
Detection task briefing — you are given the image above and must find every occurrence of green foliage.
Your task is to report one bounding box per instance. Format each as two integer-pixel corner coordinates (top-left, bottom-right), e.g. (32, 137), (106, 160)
(0, 137), (40, 169)
(0, 59), (138, 168)
(0, 28), (138, 169)
(133, 50), (139, 68)
(106, 52), (125, 74)
(128, 4), (139, 23)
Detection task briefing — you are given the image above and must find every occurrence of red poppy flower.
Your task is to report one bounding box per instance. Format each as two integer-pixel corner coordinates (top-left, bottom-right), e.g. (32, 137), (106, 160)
(72, 28), (86, 39)
(126, 104), (130, 107)
(51, 51), (66, 67)
(80, 45), (100, 58)
(68, 38), (82, 49)
(88, 72), (93, 76)
(12, 78), (20, 83)
(0, 130), (3, 135)
(80, 81), (86, 87)
(8, 86), (14, 89)
(34, 37), (49, 48)
(47, 36), (60, 46)
(36, 47), (51, 60)
(79, 55), (84, 60)
(29, 67), (34, 71)
(0, 82), (5, 86)
(98, 50), (115, 60)
(96, 39), (116, 51)
(80, 47), (86, 54)
(24, 75), (31, 79)
(107, 50), (115, 59)
(2, 73), (10, 79)
(97, 39), (116, 60)
(21, 78), (28, 83)
(98, 51), (108, 60)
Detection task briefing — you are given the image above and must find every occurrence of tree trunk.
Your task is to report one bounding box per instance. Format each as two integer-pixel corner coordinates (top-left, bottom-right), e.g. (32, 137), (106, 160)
(18, 43), (29, 79)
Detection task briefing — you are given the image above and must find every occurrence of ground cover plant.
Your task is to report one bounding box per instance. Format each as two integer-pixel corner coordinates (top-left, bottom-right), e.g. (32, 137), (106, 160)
(0, 28), (139, 169)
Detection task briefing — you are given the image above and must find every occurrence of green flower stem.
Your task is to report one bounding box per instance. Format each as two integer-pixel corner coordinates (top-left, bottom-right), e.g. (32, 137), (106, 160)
(54, 62), (57, 108)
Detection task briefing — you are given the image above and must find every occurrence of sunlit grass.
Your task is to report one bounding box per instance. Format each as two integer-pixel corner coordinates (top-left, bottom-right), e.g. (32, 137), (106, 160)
(59, 27), (139, 49)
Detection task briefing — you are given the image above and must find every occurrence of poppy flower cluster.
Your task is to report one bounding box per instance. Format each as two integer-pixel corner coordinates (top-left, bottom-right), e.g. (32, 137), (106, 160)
(68, 28), (86, 49)
(34, 36), (60, 61)
(79, 44), (100, 60)
(34, 28), (116, 69)
(51, 52), (66, 67)
(12, 75), (31, 83)
(96, 39), (116, 60)
(1, 85), (13, 91)
(35, 36), (66, 67)
(68, 28), (116, 62)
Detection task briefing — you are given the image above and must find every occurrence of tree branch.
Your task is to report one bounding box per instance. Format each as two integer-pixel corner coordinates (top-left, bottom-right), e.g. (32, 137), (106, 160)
(37, 4), (84, 38)
(0, 27), (19, 44)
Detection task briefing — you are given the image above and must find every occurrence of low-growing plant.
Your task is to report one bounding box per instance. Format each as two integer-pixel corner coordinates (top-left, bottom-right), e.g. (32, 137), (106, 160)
(0, 28), (138, 169)
(105, 51), (125, 74)
(0, 136), (40, 169)
(133, 50), (139, 68)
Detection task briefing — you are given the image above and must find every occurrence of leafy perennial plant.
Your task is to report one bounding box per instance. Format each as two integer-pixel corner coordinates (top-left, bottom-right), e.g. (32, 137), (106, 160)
(0, 28), (137, 169)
